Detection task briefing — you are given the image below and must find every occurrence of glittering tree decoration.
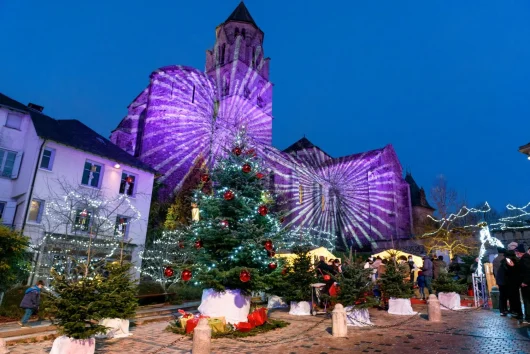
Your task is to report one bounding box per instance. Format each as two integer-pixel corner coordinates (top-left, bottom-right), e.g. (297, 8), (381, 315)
(181, 138), (284, 294)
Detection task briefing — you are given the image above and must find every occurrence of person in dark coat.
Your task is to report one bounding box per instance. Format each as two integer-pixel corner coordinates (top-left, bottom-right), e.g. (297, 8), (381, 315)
(19, 280), (44, 327)
(316, 256), (335, 296)
(515, 244), (530, 324)
(505, 242), (522, 319)
(421, 255), (434, 295)
(493, 248), (508, 315)
(433, 256), (447, 279)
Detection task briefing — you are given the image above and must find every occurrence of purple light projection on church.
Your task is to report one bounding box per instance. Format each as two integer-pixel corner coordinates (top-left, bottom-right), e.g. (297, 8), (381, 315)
(110, 2), (412, 249)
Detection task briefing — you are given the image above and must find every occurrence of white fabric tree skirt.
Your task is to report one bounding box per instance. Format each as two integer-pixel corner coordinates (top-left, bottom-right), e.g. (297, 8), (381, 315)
(198, 289), (251, 324)
(95, 318), (132, 339)
(289, 301), (311, 316)
(267, 295), (288, 309)
(388, 298), (417, 315)
(49, 336), (95, 354)
(438, 292), (464, 310)
(344, 306), (372, 326)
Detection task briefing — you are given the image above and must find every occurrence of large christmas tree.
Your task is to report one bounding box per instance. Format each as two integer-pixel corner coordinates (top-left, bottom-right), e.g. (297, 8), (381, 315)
(180, 140), (284, 295)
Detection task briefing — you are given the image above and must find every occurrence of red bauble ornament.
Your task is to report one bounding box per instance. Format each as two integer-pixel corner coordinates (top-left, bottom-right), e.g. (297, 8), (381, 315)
(256, 172), (264, 179)
(164, 267), (174, 277)
(240, 269), (251, 283)
(268, 250), (276, 257)
(264, 240), (273, 251)
(233, 147), (242, 156)
(179, 241), (185, 249)
(258, 205), (268, 216)
(223, 190), (234, 201)
(323, 275), (331, 281)
(194, 240), (203, 249)
(245, 148), (255, 156)
(220, 219), (229, 228)
(181, 269), (192, 281)
(201, 174), (210, 183)
(242, 163), (252, 173)
(268, 262), (277, 270)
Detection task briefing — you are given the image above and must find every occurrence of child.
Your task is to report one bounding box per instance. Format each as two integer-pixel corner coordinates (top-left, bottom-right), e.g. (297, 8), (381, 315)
(19, 280), (44, 327)
(416, 271), (426, 300)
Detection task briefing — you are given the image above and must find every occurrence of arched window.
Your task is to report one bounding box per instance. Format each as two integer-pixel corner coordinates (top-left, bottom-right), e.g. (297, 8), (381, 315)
(234, 27), (239, 38)
(241, 28), (246, 38)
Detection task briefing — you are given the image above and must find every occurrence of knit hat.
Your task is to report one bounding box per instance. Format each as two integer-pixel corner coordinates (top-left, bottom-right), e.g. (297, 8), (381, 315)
(515, 244), (526, 253)
(508, 242), (518, 251)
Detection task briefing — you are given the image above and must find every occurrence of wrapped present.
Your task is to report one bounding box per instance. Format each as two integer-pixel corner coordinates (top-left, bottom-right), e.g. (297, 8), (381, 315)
(177, 309), (194, 329)
(235, 322), (254, 332)
(185, 315), (210, 334)
(207, 318), (226, 333)
(247, 308), (267, 327)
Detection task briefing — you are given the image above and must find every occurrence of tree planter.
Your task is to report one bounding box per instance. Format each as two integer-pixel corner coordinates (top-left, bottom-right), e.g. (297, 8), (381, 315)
(289, 301), (311, 316)
(95, 318), (132, 339)
(49, 336), (95, 354)
(197, 289), (250, 324)
(267, 295), (288, 309)
(388, 298), (417, 315)
(438, 292), (463, 310)
(344, 306), (372, 326)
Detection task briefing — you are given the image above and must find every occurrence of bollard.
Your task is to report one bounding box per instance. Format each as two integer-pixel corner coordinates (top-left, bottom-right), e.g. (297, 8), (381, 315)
(192, 318), (211, 354)
(0, 338), (8, 354)
(490, 286), (499, 310)
(427, 294), (442, 322)
(332, 304), (348, 337)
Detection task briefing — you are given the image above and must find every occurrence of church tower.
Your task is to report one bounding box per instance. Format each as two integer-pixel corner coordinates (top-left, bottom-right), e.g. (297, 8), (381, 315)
(205, 2), (273, 145)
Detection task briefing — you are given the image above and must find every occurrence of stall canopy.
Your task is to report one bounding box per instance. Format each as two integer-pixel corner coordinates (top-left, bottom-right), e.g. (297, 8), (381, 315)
(277, 246), (337, 264)
(371, 249), (423, 268)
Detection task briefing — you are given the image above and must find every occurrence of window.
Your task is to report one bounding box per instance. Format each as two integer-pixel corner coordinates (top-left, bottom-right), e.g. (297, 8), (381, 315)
(234, 27), (239, 38)
(5, 113), (22, 130)
(28, 199), (44, 223)
(40, 148), (55, 170)
(115, 216), (129, 239)
(0, 202), (5, 220)
(241, 28), (246, 38)
(74, 208), (92, 231)
(119, 172), (137, 196)
(81, 160), (103, 188)
(0, 149), (17, 177)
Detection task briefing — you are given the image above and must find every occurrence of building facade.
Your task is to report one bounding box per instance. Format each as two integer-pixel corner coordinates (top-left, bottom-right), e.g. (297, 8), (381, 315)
(0, 93), (155, 281)
(110, 2), (415, 251)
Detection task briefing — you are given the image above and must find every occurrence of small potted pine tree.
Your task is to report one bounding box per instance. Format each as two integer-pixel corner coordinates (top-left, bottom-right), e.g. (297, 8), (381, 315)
(279, 245), (315, 316)
(97, 262), (138, 338)
(333, 250), (377, 326)
(378, 260), (416, 315)
(433, 272), (466, 310)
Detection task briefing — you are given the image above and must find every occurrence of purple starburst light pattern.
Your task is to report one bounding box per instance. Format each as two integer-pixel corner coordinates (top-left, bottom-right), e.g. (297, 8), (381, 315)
(111, 3), (412, 249)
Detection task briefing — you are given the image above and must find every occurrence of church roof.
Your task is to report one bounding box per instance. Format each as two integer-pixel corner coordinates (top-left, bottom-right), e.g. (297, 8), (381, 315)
(283, 137), (330, 157)
(224, 2), (258, 28)
(405, 173), (435, 210)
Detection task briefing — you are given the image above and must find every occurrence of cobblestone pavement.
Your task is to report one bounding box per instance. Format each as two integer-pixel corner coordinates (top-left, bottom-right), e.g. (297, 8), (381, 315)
(8, 305), (530, 354)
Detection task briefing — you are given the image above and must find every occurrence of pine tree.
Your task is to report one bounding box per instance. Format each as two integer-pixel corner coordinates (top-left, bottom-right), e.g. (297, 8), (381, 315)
(334, 250), (376, 308)
(433, 272), (466, 294)
(378, 260), (414, 299)
(98, 262), (138, 319)
(0, 225), (30, 293)
(275, 245), (315, 303)
(181, 140), (284, 295)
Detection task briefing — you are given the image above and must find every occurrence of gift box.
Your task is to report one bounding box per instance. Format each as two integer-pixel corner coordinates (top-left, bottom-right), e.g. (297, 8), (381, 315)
(207, 318), (226, 333)
(247, 308), (267, 327)
(185, 315), (210, 334)
(177, 310), (194, 329)
(235, 322), (254, 332)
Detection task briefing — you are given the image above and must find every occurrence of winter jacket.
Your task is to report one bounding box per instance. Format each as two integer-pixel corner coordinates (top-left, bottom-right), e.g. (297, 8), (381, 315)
(492, 254), (504, 278)
(504, 250), (521, 287)
(519, 253), (530, 286)
(433, 260), (447, 279)
(417, 275), (426, 288)
(19, 286), (41, 309)
(496, 258), (507, 286)
(422, 258), (433, 277)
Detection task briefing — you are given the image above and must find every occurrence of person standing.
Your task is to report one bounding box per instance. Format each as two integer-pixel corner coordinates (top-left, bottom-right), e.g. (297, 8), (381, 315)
(505, 242), (522, 319)
(493, 248), (508, 316)
(407, 256), (416, 284)
(421, 255), (434, 296)
(19, 280), (44, 327)
(515, 244), (530, 324)
(433, 256), (447, 279)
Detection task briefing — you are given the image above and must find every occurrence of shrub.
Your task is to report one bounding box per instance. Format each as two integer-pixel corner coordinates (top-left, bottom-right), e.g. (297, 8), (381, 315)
(167, 283), (203, 304)
(137, 280), (165, 305)
(433, 272), (467, 294)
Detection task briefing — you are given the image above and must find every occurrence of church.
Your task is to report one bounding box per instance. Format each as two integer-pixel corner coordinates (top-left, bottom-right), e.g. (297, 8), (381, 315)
(110, 2), (429, 251)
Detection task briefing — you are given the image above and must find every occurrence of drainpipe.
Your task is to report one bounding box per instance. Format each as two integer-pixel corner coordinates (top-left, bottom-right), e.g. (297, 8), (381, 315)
(23, 139), (47, 285)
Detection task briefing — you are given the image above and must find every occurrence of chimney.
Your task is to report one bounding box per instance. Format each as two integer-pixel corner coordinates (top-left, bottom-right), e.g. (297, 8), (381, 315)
(27, 103), (44, 112)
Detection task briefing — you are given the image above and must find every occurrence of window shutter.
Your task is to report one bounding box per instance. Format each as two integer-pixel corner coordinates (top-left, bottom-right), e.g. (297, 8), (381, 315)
(2, 202), (17, 225)
(11, 152), (23, 179)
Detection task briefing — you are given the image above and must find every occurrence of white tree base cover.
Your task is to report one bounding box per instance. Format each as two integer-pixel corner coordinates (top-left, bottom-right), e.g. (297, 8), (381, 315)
(49, 336), (95, 354)
(289, 301), (311, 316)
(95, 318), (132, 339)
(438, 292), (464, 310)
(267, 295), (288, 309)
(387, 298), (417, 316)
(344, 306), (372, 326)
(197, 289), (251, 324)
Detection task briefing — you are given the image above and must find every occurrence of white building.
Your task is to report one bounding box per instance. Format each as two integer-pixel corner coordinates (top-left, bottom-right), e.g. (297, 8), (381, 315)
(0, 93), (156, 281)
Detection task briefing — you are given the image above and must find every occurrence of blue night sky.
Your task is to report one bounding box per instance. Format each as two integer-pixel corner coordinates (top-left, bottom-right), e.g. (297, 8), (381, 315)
(2, 1), (530, 213)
